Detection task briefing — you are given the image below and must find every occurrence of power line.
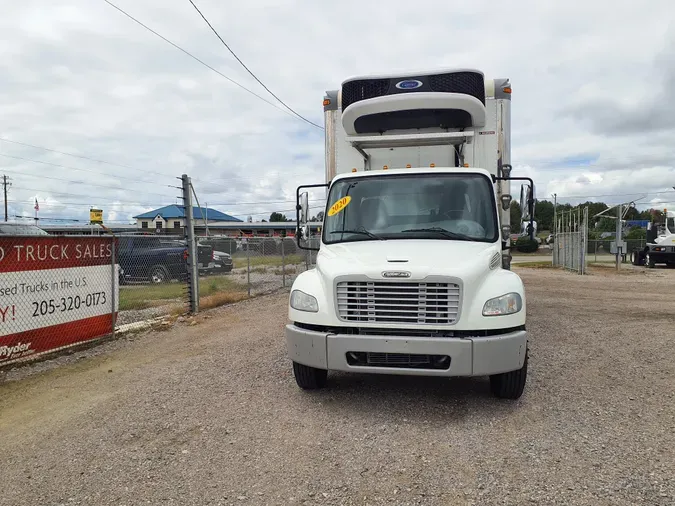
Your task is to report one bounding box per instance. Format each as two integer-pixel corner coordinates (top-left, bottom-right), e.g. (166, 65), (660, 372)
(11, 186), (181, 204)
(0, 136), (168, 175)
(555, 189), (675, 199)
(102, 0), (315, 128)
(4, 170), (177, 200)
(7, 197), (325, 208)
(0, 153), (162, 186)
(186, 0), (323, 130)
(0, 140), (323, 186)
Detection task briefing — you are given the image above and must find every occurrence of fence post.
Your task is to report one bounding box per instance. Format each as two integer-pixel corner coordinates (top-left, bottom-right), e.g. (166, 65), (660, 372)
(281, 239), (286, 288)
(182, 174), (199, 313)
(246, 239), (251, 297)
(111, 234), (117, 337)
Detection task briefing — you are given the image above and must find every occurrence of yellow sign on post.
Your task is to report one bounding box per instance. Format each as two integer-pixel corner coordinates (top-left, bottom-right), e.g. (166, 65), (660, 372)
(90, 208), (103, 225)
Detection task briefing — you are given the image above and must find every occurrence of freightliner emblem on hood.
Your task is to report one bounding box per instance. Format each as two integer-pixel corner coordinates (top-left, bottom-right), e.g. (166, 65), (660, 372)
(381, 271), (411, 278)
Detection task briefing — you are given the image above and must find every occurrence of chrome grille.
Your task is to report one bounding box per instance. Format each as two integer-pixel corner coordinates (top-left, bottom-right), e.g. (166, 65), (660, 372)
(336, 281), (460, 324)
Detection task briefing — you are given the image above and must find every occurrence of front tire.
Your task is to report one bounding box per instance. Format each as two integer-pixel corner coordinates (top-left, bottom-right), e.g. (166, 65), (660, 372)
(489, 349), (528, 399)
(149, 265), (170, 284)
(292, 361), (327, 390)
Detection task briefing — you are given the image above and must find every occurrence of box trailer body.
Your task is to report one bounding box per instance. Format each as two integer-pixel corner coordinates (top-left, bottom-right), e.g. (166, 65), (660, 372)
(287, 68), (535, 399)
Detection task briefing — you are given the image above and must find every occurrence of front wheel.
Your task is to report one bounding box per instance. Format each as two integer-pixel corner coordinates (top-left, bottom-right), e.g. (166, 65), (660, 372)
(149, 265), (170, 284)
(292, 361), (327, 390)
(489, 349), (528, 399)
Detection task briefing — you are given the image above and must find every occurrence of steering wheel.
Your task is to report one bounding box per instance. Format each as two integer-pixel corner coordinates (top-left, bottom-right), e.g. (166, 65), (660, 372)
(453, 220), (485, 237)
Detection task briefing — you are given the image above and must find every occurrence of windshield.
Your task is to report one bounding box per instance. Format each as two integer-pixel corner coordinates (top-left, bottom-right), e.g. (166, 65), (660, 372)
(0, 223), (49, 236)
(667, 218), (675, 234)
(322, 173), (498, 244)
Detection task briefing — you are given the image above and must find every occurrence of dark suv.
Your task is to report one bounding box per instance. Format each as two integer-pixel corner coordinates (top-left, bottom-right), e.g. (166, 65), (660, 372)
(117, 235), (213, 284)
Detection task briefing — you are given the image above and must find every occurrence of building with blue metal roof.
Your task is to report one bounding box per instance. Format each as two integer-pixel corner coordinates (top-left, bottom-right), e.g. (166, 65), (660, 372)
(134, 205), (242, 232)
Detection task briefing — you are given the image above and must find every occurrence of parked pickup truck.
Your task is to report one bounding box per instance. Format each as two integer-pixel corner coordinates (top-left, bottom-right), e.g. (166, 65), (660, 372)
(117, 235), (213, 284)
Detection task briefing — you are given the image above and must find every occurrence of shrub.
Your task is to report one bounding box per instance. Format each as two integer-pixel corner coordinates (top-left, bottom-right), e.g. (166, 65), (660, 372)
(514, 237), (539, 253)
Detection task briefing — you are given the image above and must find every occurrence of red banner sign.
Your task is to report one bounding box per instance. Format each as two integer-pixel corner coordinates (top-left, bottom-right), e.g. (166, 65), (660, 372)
(0, 236), (119, 364)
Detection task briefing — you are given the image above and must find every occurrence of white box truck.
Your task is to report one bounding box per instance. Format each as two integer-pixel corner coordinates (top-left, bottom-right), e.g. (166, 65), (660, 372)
(287, 68), (536, 399)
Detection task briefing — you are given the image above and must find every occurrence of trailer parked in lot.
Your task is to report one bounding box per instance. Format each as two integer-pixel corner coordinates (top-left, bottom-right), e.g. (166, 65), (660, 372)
(286, 68), (536, 399)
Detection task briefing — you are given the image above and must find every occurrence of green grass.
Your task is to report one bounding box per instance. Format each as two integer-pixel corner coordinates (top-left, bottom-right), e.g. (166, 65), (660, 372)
(233, 254), (304, 269)
(512, 261), (554, 268)
(119, 275), (247, 311)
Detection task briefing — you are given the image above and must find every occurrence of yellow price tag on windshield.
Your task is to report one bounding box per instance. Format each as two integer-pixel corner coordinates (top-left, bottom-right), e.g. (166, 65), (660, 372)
(327, 196), (351, 216)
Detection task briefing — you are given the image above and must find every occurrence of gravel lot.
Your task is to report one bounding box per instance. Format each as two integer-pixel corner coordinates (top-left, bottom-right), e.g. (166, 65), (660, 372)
(1, 265), (674, 505)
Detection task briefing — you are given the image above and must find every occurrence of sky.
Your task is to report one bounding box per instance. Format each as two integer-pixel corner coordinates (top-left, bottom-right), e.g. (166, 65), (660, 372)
(1, 0), (674, 225)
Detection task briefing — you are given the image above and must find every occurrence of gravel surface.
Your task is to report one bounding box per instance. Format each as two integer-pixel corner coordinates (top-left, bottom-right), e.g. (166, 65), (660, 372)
(1, 265), (674, 506)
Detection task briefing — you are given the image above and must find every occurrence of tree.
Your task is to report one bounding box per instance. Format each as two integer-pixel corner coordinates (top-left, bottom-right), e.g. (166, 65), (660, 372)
(534, 200), (555, 231)
(625, 226), (646, 240)
(510, 201), (521, 230)
(269, 212), (288, 222)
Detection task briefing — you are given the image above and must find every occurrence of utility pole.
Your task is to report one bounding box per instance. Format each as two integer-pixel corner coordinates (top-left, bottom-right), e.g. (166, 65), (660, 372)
(552, 193), (557, 266)
(181, 174), (199, 313)
(2, 175), (10, 222)
(616, 203), (623, 271)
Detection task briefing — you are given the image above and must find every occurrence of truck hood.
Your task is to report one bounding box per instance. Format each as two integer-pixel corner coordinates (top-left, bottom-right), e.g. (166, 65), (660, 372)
(317, 239), (500, 280)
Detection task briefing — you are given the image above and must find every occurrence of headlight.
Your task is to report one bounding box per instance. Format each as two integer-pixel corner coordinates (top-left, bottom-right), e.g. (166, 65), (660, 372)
(290, 290), (319, 312)
(482, 293), (522, 316)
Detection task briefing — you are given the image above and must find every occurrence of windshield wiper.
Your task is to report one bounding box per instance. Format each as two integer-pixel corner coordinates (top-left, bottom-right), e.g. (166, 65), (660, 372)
(329, 228), (385, 240)
(401, 227), (480, 241)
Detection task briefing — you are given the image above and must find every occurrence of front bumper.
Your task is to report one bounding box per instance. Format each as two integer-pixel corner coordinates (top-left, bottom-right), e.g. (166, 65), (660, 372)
(213, 261), (233, 272)
(285, 324), (527, 377)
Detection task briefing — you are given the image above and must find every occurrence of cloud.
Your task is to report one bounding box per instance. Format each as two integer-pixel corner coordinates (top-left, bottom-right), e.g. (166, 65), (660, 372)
(1, 0), (674, 227)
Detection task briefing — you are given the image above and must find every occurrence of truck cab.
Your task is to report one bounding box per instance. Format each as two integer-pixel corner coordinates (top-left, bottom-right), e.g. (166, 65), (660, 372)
(631, 210), (675, 268)
(286, 68), (535, 399)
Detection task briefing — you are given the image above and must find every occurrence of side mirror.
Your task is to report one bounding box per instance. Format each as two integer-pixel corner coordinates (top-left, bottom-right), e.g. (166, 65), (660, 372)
(299, 192), (309, 224)
(500, 194), (512, 211)
(519, 184), (535, 221)
(519, 185), (528, 220)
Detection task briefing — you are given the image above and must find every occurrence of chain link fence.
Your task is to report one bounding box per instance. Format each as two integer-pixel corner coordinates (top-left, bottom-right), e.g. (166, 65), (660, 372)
(195, 236), (316, 309)
(586, 239), (646, 263)
(1, 226), (319, 366)
(115, 234), (200, 326)
(552, 206), (588, 274)
(116, 233), (318, 321)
